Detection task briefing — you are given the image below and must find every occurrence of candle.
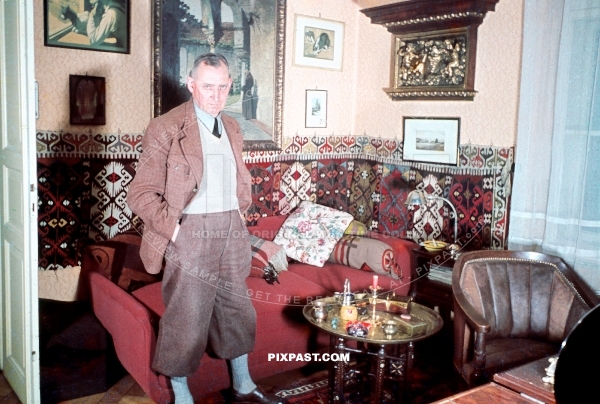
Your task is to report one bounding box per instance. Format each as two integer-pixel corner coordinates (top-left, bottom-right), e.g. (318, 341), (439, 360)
(373, 275), (378, 289)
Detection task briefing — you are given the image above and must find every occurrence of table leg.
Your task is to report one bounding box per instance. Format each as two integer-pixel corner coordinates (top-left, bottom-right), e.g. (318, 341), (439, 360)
(404, 342), (414, 403)
(391, 345), (402, 404)
(331, 337), (346, 403)
(328, 335), (336, 403)
(373, 344), (386, 404)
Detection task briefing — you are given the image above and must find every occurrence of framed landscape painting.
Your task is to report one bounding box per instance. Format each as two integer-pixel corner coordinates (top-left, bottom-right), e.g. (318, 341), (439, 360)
(152, 0), (286, 151)
(402, 117), (460, 166)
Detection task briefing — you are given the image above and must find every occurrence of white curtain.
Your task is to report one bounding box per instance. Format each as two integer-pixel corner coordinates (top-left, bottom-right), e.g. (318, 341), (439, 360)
(509, 0), (600, 293)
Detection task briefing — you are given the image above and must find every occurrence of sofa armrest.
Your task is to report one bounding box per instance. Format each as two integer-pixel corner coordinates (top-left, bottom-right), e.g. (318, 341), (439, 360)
(82, 241), (127, 280)
(88, 271), (172, 403)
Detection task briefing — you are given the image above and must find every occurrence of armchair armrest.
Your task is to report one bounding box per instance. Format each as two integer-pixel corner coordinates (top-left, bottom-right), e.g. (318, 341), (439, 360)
(559, 263), (600, 308)
(453, 288), (491, 334)
(453, 294), (491, 385)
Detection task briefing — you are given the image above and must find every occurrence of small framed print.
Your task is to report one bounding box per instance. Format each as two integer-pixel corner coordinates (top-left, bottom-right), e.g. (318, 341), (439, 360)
(402, 117), (460, 165)
(294, 15), (344, 71)
(305, 90), (327, 128)
(69, 75), (106, 125)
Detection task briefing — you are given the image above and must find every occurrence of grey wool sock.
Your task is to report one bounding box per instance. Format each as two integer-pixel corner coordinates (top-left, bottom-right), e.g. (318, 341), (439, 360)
(230, 354), (257, 394)
(171, 376), (194, 404)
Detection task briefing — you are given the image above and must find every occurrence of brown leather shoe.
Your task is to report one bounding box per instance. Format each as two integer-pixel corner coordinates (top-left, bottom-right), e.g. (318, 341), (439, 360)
(232, 386), (287, 404)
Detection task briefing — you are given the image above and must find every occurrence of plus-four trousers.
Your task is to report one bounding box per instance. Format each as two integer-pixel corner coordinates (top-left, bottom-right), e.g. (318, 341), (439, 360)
(152, 210), (256, 376)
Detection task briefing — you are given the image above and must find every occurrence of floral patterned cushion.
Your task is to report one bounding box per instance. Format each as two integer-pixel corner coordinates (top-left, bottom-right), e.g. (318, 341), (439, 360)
(273, 201), (354, 267)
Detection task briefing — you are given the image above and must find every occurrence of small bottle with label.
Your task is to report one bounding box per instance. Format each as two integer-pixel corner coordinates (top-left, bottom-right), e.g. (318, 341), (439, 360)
(340, 279), (358, 321)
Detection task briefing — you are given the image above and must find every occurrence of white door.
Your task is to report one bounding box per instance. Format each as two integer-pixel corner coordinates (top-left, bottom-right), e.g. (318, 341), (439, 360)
(0, 0), (40, 402)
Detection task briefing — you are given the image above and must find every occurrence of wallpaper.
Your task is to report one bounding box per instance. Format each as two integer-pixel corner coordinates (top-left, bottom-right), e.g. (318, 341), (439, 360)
(282, 0), (523, 146)
(34, 0), (152, 134)
(34, 0), (523, 148)
(33, 0), (525, 271)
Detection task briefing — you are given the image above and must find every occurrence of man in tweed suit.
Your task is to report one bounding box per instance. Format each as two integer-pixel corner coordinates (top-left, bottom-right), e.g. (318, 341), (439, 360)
(128, 54), (285, 404)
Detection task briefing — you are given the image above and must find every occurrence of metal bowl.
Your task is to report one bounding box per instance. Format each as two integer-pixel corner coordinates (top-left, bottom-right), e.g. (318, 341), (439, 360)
(311, 301), (328, 322)
(421, 240), (448, 252)
(382, 320), (399, 339)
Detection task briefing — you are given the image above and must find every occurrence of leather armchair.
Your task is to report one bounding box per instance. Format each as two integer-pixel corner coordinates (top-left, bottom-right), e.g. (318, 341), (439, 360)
(452, 250), (599, 386)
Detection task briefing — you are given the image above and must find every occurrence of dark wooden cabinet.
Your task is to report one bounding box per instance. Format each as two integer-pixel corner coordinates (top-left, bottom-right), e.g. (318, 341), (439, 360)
(411, 248), (455, 328)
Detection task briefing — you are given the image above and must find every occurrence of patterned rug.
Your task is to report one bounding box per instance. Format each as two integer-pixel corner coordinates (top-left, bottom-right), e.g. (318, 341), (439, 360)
(196, 332), (465, 404)
(273, 372), (330, 404)
(195, 372), (331, 404)
(270, 333), (466, 404)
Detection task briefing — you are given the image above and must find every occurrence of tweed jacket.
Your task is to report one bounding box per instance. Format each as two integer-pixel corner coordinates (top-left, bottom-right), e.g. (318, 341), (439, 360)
(128, 100), (252, 274)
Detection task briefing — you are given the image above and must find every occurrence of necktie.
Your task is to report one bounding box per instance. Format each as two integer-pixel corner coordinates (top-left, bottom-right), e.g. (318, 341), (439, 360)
(212, 118), (221, 138)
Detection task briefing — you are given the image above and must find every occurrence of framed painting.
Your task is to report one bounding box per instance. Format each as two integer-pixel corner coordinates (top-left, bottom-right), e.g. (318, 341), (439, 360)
(402, 117), (460, 166)
(293, 15), (344, 71)
(305, 90), (327, 128)
(69, 75), (106, 125)
(152, 0), (286, 151)
(44, 0), (130, 54)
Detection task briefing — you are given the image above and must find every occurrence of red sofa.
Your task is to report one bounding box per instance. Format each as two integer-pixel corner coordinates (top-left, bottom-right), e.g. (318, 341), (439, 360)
(86, 215), (416, 403)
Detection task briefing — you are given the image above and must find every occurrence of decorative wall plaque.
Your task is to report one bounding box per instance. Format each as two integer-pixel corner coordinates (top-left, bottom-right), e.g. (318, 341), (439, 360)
(361, 0), (500, 101)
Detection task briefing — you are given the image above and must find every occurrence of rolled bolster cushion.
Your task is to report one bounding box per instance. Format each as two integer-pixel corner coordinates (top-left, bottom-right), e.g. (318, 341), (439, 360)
(328, 235), (400, 279)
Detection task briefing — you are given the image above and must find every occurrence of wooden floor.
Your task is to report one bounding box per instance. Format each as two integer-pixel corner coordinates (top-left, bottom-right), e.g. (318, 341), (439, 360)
(0, 372), (153, 404)
(0, 372), (20, 404)
(0, 367), (317, 404)
(1, 328), (465, 404)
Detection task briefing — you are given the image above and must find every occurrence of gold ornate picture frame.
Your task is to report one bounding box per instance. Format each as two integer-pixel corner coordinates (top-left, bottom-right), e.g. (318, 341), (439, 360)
(361, 0), (501, 102)
(152, 0), (286, 151)
(386, 28), (476, 101)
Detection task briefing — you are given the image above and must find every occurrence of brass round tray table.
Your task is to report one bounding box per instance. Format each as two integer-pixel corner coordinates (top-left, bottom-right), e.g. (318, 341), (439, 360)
(303, 296), (443, 403)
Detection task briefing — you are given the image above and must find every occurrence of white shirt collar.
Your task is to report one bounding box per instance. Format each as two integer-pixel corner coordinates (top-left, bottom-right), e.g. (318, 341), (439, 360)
(193, 102), (221, 135)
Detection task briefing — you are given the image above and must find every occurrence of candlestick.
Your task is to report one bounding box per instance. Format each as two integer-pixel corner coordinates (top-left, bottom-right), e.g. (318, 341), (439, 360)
(372, 275), (378, 289)
(369, 285), (381, 299)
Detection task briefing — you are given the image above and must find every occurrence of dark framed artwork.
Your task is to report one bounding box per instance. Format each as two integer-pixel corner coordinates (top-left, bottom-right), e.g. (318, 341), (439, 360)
(44, 0), (130, 54)
(402, 117), (460, 166)
(152, 0), (286, 151)
(69, 75), (106, 125)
